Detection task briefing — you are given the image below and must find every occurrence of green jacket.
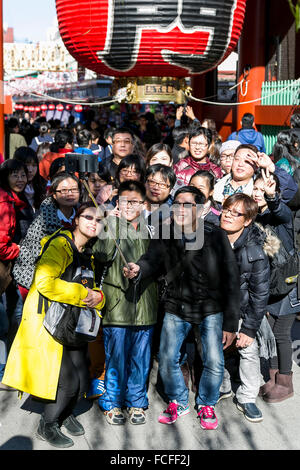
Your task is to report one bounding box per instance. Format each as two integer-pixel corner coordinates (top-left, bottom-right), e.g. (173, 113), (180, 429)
(93, 216), (158, 326)
(9, 133), (27, 159)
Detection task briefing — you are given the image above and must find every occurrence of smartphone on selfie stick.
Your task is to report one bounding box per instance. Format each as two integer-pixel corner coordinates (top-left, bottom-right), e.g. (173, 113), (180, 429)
(64, 153), (129, 268)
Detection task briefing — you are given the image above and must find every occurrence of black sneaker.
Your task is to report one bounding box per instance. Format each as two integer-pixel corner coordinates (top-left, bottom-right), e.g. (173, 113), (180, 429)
(62, 414), (85, 436)
(236, 401), (263, 423)
(217, 390), (233, 403)
(36, 418), (74, 448)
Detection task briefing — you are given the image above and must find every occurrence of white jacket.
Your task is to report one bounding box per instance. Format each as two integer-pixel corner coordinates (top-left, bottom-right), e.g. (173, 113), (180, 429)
(213, 174), (254, 203)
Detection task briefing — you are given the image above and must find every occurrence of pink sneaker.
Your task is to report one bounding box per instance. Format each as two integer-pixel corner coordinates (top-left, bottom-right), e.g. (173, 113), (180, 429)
(158, 401), (190, 425)
(197, 405), (218, 430)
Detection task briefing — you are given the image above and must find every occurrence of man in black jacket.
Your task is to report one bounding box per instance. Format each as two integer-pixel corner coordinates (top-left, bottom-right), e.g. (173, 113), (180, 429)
(220, 193), (270, 423)
(124, 186), (240, 430)
(101, 127), (134, 179)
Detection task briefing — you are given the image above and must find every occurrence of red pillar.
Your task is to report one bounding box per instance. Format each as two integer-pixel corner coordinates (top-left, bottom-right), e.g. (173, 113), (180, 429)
(236, 0), (266, 129)
(190, 75), (206, 123)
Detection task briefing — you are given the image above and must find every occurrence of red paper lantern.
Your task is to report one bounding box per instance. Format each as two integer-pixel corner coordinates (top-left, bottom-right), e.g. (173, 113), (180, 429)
(56, 104), (64, 111)
(18, 104), (24, 110)
(56, 0), (247, 77)
(35, 106), (41, 112)
(29, 106), (35, 113)
(41, 104), (48, 111)
(14, 104), (20, 110)
(66, 104), (73, 111)
(74, 104), (83, 113)
(48, 104), (55, 110)
(24, 106), (29, 112)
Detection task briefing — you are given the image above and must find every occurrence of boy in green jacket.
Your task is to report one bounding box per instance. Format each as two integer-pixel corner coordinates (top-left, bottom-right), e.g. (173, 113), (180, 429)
(92, 181), (158, 425)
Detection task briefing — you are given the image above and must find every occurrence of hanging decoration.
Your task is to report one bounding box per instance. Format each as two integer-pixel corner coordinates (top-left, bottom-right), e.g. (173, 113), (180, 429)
(56, 0), (247, 103)
(74, 104), (83, 113)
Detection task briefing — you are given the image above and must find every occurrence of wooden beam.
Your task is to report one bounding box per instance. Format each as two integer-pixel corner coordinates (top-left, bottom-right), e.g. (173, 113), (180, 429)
(255, 105), (300, 126)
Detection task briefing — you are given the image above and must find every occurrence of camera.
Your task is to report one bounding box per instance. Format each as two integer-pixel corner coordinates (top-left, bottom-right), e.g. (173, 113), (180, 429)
(64, 153), (99, 178)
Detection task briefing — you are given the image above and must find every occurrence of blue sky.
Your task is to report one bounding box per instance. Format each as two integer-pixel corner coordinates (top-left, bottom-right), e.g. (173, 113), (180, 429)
(4, 0), (57, 42)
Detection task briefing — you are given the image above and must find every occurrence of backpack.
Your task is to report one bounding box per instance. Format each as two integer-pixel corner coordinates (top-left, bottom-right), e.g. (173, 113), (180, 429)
(37, 230), (102, 347)
(264, 225), (300, 299)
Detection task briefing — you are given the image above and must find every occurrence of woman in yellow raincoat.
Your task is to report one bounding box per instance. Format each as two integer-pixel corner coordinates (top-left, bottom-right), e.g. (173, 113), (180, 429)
(3, 202), (105, 448)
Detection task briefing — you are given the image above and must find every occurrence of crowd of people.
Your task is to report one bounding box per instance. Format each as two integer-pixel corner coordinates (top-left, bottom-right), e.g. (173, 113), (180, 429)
(0, 106), (300, 448)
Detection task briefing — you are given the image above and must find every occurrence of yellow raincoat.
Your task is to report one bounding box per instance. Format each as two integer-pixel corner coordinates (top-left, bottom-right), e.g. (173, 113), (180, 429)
(2, 230), (105, 400)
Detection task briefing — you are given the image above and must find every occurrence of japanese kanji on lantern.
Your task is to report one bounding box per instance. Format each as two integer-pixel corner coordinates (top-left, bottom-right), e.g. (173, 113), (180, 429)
(56, 0), (247, 103)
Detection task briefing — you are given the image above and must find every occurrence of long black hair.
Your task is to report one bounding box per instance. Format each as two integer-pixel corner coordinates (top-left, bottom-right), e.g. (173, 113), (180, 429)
(115, 154), (146, 187)
(13, 146), (46, 209)
(273, 130), (300, 172)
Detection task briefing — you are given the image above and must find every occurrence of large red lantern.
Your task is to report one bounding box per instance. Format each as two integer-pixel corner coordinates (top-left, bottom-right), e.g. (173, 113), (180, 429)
(48, 104), (56, 111)
(74, 105), (83, 113)
(41, 104), (48, 111)
(56, 0), (246, 79)
(56, 104), (64, 112)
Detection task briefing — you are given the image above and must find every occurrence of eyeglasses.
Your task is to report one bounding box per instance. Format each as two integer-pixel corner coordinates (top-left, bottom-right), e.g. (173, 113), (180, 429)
(146, 178), (170, 189)
(172, 202), (197, 209)
(119, 169), (140, 176)
(80, 214), (103, 223)
(119, 199), (144, 207)
(55, 188), (80, 195)
(222, 208), (245, 218)
(190, 141), (208, 148)
(113, 139), (133, 145)
(220, 154), (234, 161)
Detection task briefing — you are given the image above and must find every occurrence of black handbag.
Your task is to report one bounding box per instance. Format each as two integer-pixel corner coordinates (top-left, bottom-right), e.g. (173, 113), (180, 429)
(38, 231), (103, 348)
(0, 260), (12, 295)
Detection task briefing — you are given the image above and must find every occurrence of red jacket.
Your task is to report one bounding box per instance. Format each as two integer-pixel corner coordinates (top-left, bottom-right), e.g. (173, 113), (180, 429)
(39, 148), (71, 181)
(174, 155), (223, 185)
(0, 188), (26, 261)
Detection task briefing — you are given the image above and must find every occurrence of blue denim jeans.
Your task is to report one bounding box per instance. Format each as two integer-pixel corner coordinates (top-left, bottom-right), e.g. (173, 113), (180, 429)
(159, 312), (224, 407)
(0, 297), (8, 381)
(98, 325), (154, 411)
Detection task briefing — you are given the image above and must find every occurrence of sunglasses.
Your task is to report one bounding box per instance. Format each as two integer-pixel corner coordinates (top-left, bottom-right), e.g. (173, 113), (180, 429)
(79, 214), (103, 223)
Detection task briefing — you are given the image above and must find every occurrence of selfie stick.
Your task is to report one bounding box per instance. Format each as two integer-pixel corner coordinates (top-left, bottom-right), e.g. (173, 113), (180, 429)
(64, 153), (130, 269)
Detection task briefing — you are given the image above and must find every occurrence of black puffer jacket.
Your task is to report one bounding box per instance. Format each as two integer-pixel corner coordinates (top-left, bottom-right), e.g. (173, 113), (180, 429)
(233, 223), (270, 338)
(137, 221), (240, 333)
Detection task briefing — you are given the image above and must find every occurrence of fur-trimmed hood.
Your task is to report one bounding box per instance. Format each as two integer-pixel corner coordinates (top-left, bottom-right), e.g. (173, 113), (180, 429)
(254, 222), (281, 258)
